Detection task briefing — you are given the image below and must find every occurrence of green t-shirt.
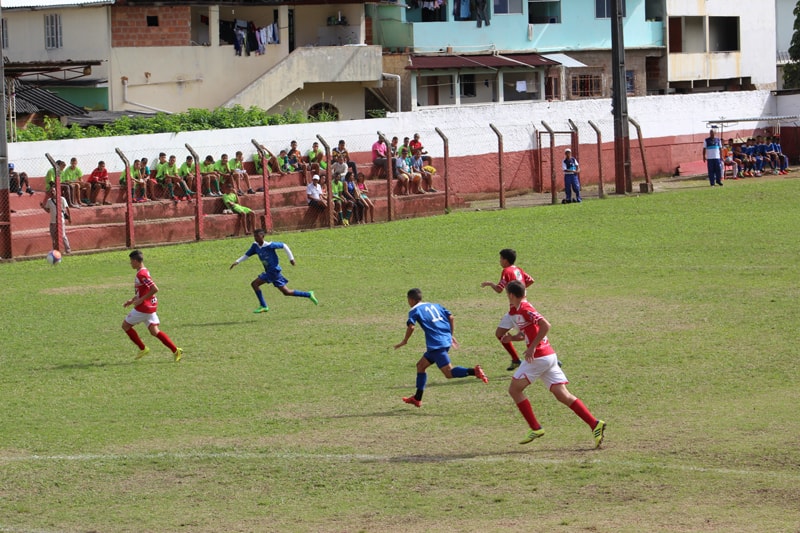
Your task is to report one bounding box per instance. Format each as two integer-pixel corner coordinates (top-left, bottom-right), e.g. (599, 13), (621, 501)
(179, 162), (195, 177)
(252, 153), (263, 173)
(61, 166), (82, 183)
(331, 180), (343, 199)
(45, 168), (56, 190)
(278, 156), (294, 172)
(200, 162), (216, 174)
(215, 160), (232, 173)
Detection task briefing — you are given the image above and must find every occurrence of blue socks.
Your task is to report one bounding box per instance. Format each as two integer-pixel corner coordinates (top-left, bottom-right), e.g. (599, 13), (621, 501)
(293, 290), (310, 298)
(451, 366), (469, 378)
(256, 289), (267, 308)
(416, 372), (427, 391)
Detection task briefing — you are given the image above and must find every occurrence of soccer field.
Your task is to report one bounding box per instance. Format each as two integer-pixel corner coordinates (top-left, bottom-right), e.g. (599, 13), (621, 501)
(2, 178), (799, 532)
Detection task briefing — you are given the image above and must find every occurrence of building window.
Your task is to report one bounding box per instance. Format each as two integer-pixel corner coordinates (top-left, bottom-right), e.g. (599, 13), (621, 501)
(596, 0), (625, 18)
(494, 0), (523, 15)
(2, 18), (7, 49)
(571, 74), (602, 97)
(545, 75), (561, 100)
(709, 17), (739, 52)
(529, 0), (560, 24)
(44, 13), (62, 49)
(460, 74), (476, 97)
(147, 15), (159, 27)
(626, 70), (635, 95)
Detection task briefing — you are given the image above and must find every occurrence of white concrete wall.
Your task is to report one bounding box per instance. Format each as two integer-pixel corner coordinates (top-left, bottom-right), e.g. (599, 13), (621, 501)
(3, 6), (110, 83)
(7, 90), (775, 177)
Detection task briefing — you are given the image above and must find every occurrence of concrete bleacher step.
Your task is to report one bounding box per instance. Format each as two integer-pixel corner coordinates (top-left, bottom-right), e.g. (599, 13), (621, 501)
(9, 171), (461, 258)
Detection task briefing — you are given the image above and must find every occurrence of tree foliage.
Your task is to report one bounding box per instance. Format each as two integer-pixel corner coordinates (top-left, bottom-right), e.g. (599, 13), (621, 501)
(16, 105), (333, 142)
(783, 1), (800, 89)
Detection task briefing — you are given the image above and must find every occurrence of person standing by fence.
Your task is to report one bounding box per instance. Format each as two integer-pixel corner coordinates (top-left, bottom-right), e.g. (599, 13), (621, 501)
(703, 128), (724, 186)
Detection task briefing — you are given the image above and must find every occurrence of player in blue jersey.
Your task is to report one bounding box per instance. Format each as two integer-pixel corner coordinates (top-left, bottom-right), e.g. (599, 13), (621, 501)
(230, 228), (318, 313)
(394, 288), (488, 407)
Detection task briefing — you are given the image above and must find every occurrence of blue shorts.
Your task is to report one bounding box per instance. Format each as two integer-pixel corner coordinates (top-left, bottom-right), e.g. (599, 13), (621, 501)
(258, 271), (288, 288)
(423, 348), (452, 368)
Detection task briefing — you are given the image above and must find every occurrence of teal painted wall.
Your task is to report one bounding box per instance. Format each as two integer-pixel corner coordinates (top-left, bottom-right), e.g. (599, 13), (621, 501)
(371, 0), (663, 53)
(49, 87), (108, 111)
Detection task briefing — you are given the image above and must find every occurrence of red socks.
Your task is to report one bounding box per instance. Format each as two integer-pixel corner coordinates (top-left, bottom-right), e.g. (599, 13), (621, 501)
(156, 331), (177, 353)
(501, 341), (521, 362)
(516, 399), (541, 430)
(569, 398), (597, 428)
(125, 328), (145, 350)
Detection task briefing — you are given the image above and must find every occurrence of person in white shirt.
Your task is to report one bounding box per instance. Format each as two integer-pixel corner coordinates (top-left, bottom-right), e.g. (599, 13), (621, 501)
(306, 174), (327, 211)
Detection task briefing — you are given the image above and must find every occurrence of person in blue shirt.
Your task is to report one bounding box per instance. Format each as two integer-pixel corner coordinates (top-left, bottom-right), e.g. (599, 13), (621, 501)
(394, 288), (488, 407)
(702, 129), (724, 186)
(230, 228), (318, 313)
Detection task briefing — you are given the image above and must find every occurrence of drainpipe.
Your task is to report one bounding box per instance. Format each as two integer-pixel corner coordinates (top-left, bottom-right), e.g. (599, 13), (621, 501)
(382, 73), (401, 112)
(121, 77), (172, 114)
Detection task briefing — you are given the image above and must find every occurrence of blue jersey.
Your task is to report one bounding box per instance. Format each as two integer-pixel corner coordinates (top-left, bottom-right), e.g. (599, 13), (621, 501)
(407, 301), (453, 350)
(244, 241), (291, 275)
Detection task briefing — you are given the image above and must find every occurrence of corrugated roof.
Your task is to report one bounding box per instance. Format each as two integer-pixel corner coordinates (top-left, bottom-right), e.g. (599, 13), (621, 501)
(1, 0), (114, 9)
(7, 80), (87, 116)
(407, 53), (558, 71)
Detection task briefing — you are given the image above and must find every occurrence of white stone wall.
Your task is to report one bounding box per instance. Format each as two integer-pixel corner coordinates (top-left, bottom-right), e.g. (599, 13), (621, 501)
(7, 90), (776, 177)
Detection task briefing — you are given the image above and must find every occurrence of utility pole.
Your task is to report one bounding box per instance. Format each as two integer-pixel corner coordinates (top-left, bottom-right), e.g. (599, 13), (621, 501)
(0, 3), (11, 259)
(610, 0), (632, 193)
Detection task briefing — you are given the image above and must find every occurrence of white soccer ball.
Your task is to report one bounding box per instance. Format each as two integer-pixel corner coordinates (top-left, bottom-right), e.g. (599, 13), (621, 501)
(46, 250), (62, 265)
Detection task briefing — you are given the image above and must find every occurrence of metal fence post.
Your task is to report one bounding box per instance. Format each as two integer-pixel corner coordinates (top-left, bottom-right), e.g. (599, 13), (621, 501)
(185, 144), (204, 240)
(44, 153), (64, 253)
(315, 134), (334, 228)
(251, 139), (274, 233)
(114, 148), (135, 248)
(489, 124), (505, 209)
(628, 117), (652, 193)
(434, 127), (450, 212)
(588, 121), (605, 199)
(540, 121), (558, 205)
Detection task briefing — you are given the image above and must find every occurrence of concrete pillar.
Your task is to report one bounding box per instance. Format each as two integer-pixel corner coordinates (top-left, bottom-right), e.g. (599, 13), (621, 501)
(209, 5), (219, 47)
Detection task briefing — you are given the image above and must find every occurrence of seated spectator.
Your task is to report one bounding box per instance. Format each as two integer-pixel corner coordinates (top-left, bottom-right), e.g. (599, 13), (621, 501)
(330, 172), (351, 225)
(306, 173), (327, 211)
(409, 132), (433, 165)
(158, 154), (192, 202)
(126, 159), (149, 203)
(306, 141), (327, 177)
(411, 150), (436, 193)
(394, 155), (412, 196)
(332, 139), (358, 176)
(286, 140), (309, 184)
(87, 160), (113, 205)
(45, 160), (76, 208)
(62, 157), (88, 207)
(9, 163), (34, 196)
(215, 153), (235, 189)
(369, 135), (389, 179)
(232, 151), (255, 194)
(179, 155), (197, 194)
(277, 149), (295, 174)
(399, 137), (412, 160)
(253, 146), (283, 176)
(771, 135), (790, 174)
(355, 172), (375, 223)
(221, 182), (256, 235)
(342, 171), (362, 224)
(331, 154), (348, 181)
(201, 155), (222, 196)
(390, 136), (400, 158)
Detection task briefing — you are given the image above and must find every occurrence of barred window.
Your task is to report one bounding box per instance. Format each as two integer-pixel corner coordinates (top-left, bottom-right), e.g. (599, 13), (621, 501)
(45, 13), (62, 50)
(571, 74), (602, 98)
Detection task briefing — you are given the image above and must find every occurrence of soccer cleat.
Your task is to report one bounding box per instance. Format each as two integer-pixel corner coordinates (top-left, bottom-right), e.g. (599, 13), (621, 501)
(474, 365), (488, 383)
(402, 396), (421, 408)
(593, 420), (606, 449)
(309, 291), (319, 305)
(253, 306), (269, 313)
(135, 346), (150, 360)
(507, 360), (521, 371)
(174, 347), (183, 362)
(520, 428), (545, 444)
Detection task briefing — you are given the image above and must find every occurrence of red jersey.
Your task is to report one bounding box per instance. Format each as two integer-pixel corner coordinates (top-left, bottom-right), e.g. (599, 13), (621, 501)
(89, 167), (108, 183)
(508, 299), (555, 358)
(497, 265), (534, 290)
(134, 267), (158, 313)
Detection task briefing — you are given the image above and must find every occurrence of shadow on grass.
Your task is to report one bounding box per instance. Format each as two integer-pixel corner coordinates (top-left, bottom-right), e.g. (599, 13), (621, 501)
(328, 409), (446, 420)
(43, 360), (135, 370)
(384, 449), (549, 464)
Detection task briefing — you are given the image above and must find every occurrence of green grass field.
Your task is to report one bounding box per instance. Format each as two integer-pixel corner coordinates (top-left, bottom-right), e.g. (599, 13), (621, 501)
(2, 178), (799, 532)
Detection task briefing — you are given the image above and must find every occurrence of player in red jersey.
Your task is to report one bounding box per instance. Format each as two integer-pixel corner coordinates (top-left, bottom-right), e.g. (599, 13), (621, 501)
(503, 280), (605, 448)
(122, 250), (183, 362)
(481, 248), (535, 370)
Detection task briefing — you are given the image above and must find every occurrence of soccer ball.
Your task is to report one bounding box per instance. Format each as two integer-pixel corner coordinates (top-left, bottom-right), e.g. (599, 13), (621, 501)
(46, 250), (62, 265)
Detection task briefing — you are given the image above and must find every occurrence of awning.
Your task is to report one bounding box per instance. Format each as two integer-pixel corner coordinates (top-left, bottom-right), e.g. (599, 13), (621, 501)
(407, 53), (558, 71)
(1, 0), (114, 8)
(541, 53), (588, 68)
